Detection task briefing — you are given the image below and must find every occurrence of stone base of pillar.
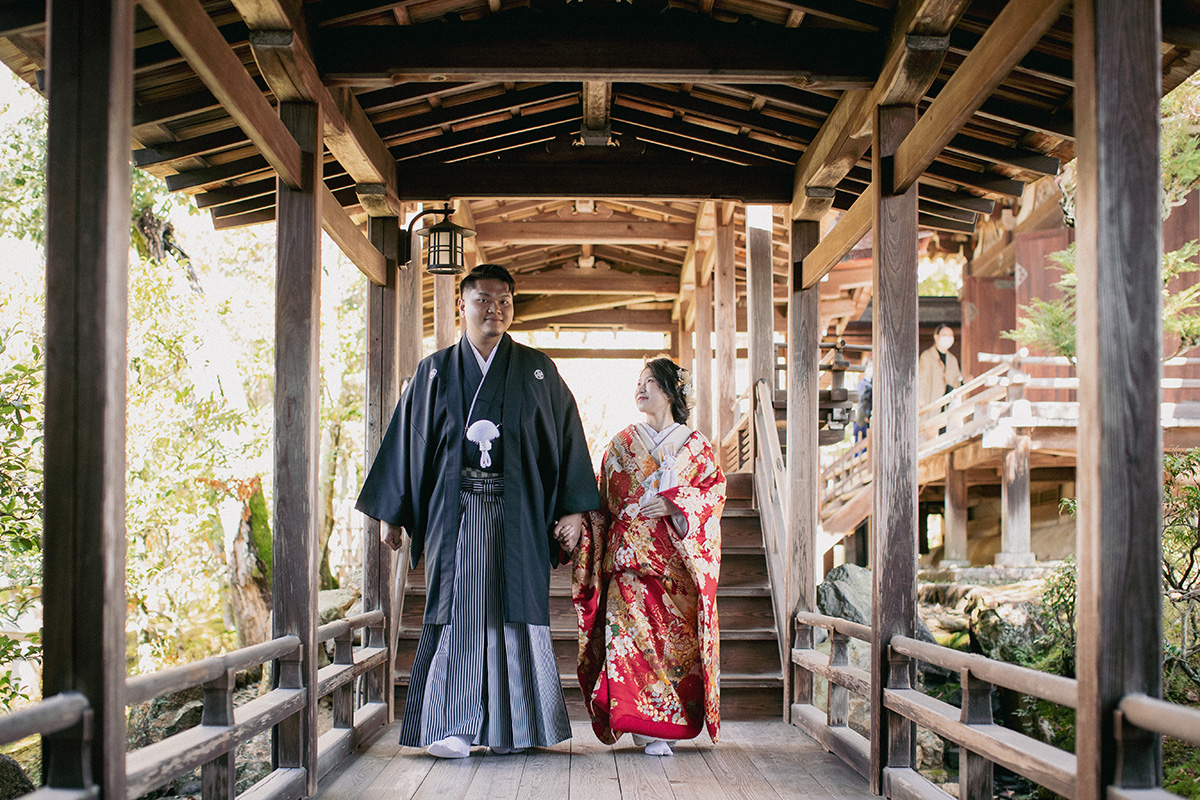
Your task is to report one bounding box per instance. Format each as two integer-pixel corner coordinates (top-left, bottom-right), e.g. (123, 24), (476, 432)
(994, 551), (1036, 567)
(938, 559), (971, 569)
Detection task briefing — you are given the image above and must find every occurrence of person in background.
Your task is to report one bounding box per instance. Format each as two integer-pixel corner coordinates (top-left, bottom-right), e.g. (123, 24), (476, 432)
(356, 263), (599, 759)
(853, 359), (873, 442)
(573, 357), (725, 757)
(918, 324), (963, 409)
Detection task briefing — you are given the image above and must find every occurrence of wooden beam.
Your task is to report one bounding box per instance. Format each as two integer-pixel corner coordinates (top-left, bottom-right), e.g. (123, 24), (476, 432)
(452, 198), (484, 269)
(320, 185), (386, 285)
(474, 220), (695, 246)
(390, 163), (793, 202)
(363, 215), (400, 721)
(787, 221), (821, 702)
(509, 308), (674, 331)
(41, 4), (132, 799)
(1073, 0), (1164, 795)
(273, 101), (321, 796)
(870, 103), (919, 796)
(694, 268), (714, 440)
(715, 217), (737, 456)
(229, 0), (402, 214)
(433, 272), (457, 349)
(583, 80), (611, 130)
(802, 189), (873, 289)
(139, 0), (303, 188)
(747, 216), (775, 392)
(892, 0), (1071, 194)
(516, 269), (677, 297)
(513, 294), (658, 322)
(942, 461), (968, 565)
(315, 20), (881, 86)
(791, 0), (969, 219)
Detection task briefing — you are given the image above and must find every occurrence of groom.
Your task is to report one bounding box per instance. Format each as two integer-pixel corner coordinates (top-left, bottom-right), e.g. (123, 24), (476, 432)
(356, 263), (598, 756)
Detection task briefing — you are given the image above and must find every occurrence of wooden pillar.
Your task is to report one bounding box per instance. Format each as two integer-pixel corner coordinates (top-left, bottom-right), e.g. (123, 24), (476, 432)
(942, 456), (969, 566)
(1074, 0), (1163, 795)
(273, 101), (321, 795)
(41, 2), (132, 797)
(694, 269), (714, 440)
(996, 434), (1035, 567)
(747, 215), (775, 394)
(869, 103), (919, 795)
(433, 275), (457, 349)
(678, 316), (694, 372)
(714, 214), (737, 457)
(363, 217), (400, 721)
(787, 219), (821, 711)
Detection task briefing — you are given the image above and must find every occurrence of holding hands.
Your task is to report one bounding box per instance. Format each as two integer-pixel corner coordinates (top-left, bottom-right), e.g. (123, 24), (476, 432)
(553, 512), (584, 552)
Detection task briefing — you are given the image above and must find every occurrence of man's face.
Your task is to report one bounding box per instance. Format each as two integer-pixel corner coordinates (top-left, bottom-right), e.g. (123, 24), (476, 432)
(459, 278), (514, 341)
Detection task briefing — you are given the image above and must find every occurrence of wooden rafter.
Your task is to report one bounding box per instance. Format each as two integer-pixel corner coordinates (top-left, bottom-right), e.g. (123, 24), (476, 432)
(314, 19), (882, 86)
(802, 189), (872, 289)
(893, 0), (1072, 194)
(514, 270), (677, 296)
(513, 294), (659, 322)
(139, 0), (303, 188)
(474, 221), (695, 246)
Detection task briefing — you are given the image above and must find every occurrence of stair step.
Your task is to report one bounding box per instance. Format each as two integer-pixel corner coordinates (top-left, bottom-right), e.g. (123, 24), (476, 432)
(725, 472), (753, 499)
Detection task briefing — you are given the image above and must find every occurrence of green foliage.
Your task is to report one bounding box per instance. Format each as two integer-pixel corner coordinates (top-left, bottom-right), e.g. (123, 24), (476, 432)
(1004, 242), (1200, 362)
(0, 329), (43, 709)
(247, 481), (272, 584)
(0, 86), (45, 245)
(1165, 736), (1200, 799)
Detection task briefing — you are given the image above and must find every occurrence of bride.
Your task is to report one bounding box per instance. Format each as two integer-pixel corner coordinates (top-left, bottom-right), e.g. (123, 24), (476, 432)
(571, 356), (725, 755)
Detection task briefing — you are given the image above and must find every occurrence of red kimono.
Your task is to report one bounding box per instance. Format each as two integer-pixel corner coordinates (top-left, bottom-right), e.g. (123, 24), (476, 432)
(573, 423), (725, 744)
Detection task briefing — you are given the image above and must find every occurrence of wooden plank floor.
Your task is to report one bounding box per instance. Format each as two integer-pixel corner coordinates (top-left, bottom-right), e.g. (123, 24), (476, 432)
(317, 721), (873, 800)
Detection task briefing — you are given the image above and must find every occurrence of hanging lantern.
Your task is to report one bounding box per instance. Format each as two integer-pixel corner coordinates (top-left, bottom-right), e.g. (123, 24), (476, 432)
(397, 204), (477, 275)
(418, 214), (475, 275)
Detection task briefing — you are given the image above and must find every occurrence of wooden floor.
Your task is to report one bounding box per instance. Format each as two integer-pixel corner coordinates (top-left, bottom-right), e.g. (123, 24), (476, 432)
(316, 720), (873, 800)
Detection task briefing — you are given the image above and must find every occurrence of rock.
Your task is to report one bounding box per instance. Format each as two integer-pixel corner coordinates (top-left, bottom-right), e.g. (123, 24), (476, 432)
(962, 580), (1042, 660)
(817, 564), (939, 645)
(915, 726), (944, 770)
(0, 754), (33, 800)
(318, 588), (361, 626)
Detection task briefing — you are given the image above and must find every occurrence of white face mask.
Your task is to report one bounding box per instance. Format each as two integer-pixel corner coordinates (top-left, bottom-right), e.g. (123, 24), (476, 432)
(936, 336), (954, 351)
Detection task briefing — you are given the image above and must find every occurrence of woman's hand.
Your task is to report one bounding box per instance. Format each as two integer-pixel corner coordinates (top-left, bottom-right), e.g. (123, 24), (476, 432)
(639, 496), (676, 519)
(380, 523), (404, 551)
(553, 512), (584, 552)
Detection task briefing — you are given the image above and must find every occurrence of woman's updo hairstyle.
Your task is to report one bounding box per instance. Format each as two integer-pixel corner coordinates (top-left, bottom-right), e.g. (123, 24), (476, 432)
(644, 356), (695, 426)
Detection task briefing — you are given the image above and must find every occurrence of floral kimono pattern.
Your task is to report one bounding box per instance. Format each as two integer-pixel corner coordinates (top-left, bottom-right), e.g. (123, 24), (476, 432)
(573, 423), (725, 744)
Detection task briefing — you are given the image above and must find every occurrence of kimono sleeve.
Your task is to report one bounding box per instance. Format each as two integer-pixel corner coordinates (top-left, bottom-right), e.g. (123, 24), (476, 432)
(553, 373), (600, 517)
(355, 375), (427, 532)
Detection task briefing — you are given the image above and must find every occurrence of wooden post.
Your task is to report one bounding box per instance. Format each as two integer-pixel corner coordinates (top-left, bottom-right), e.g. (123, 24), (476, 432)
(787, 219), (821, 710)
(828, 630), (850, 728)
(959, 669), (995, 800)
(1074, 0), (1164, 795)
(996, 434), (1035, 566)
(433, 232), (457, 349)
(942, 456), (969, 566)
(695, 270), (714, 440)
(747, 216), (774, 394)
(714, 214), (737, 456)
(201, 670), (236, 800)
(273, 101), (322, 796)
(869, 103), (919, 795)
(678, 316), (693, 374)
(40, 2), (132, 797)
(364, 216), (400, 720)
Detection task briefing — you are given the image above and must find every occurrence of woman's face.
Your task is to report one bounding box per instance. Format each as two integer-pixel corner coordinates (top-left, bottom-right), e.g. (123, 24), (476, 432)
(635, 368), (671, 418)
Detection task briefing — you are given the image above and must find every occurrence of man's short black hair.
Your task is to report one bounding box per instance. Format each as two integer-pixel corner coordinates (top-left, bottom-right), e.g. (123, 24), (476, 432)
(460, 263), (515, 296)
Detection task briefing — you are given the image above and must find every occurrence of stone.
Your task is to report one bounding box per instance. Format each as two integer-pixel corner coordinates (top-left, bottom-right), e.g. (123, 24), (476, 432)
(318, 588), (361, 626)
(817, 563), (938, 644)
(0, 754), (33, 800)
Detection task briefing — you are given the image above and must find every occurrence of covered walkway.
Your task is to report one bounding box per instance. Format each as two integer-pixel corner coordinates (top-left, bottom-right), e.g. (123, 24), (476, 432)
(316, 722), (870, 800)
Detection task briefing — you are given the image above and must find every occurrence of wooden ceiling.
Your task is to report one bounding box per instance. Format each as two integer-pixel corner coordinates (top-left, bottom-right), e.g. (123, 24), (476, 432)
(1, 0), (1198, 335)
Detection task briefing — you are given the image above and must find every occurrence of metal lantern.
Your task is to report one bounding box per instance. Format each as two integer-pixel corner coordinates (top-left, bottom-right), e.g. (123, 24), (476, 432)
(418, 214), (475, 275)
(398, 204), (476, 274)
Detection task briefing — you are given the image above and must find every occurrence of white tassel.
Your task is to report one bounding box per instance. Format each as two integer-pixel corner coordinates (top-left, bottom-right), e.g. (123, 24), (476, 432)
(466, 419), (500, 468)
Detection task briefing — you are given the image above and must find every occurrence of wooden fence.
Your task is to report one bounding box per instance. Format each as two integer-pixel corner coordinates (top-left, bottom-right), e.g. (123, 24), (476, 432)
(1, 610), (388, 800)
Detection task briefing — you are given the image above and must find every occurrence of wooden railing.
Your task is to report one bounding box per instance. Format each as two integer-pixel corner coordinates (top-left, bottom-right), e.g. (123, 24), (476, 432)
(120, 609), (386, 800)
(752, 380), (790, 670)
(0, 692), (94, 800)
(791, 609), (1079, 799)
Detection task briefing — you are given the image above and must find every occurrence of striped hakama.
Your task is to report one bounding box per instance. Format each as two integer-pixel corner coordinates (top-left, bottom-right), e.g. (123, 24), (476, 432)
(398, 470), (571, 749)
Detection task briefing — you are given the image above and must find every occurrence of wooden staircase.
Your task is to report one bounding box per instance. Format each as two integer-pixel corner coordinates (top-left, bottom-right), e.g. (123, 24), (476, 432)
(393, 471), (786, 722)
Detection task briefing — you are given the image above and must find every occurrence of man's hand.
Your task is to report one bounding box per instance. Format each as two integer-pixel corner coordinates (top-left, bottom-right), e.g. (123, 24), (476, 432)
(553, 512), (584, 552)
(639, 496), (675, 519)
(380, 523), (405, 551)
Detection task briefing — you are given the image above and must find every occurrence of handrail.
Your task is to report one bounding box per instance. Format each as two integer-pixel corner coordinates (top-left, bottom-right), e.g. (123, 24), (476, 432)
(916, 361), (1009, 418)
(794, 610), (872, 643)
(316, 609), (384, 644)
(0, 692), (90, 746)
(126, 635), (301, 707)
(1119, 693), (1200, 746)
(891, 635), (1077, 709)
(753, 379), (790, 670)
